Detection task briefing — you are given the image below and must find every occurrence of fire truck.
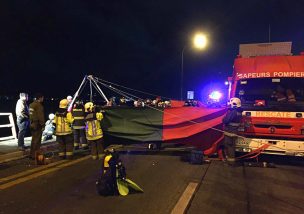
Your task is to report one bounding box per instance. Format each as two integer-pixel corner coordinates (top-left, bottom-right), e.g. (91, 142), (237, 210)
(229, 42), (304, 156)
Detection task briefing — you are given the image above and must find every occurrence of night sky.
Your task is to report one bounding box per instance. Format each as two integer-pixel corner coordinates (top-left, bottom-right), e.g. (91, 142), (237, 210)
(1, 0), (304, 100)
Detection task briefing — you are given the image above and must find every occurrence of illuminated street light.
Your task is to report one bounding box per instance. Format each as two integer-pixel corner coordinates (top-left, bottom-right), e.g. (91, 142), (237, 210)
(193, 33), (208, 49)
(181, 32), (208, 100)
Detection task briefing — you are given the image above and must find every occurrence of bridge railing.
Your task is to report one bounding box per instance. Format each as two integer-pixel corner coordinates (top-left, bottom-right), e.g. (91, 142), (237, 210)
(0, 113), (17, 141)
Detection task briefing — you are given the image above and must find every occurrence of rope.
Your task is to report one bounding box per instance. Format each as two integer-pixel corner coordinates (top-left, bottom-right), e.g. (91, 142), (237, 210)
(91, 80), (109, 101)
(236, 144), (270, 160)
(95, 77), (173, 100)
(89, 79), (93, 101)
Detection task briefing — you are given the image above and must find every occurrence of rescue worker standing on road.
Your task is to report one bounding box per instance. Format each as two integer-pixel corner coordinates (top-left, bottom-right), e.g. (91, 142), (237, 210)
(222, 97), (243, 165)
(72, 100), (88, 149)
(29, 93), (45, 159)
(84, 102), (104, 160)
(53, 99), (74, 159)
(15, 92), (30, 150)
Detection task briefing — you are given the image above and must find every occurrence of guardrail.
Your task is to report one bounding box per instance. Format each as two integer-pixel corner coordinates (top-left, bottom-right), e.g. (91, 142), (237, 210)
(0, 113), (17, 141)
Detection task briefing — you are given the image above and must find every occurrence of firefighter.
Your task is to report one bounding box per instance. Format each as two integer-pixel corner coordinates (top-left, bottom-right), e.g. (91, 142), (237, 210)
(53, 99), (74, 159)
(271, 85), (287, 102)
(286, 89), (296, 102)
(71, 100), (88, 149)
(84, 102), (104, 160)
(29, 93), (45, 159)
(222, 97), (243, 165)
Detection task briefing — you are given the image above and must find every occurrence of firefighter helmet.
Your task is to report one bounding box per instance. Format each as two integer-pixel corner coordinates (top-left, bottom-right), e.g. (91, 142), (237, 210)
(67, 95), (73, 102)
(85, 102), (94, 112)
(59, 99), (68, 109)
(49, 113), (55, 120)
(229, 97), (241, 108)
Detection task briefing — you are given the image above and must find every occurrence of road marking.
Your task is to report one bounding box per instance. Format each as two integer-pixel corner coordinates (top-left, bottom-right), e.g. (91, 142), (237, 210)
(0, 160), (67, 183)
(171, 182), (198, 214)
(0, 156), (91, 190)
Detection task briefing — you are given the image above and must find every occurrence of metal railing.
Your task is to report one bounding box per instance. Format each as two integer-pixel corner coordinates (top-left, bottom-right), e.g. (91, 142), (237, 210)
(0, 113), (17, 141)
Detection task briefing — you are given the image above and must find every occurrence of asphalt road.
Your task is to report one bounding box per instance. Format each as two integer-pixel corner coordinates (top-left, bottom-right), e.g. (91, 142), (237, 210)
(0, 150), (207, 214)
(0, 150), (304, 214)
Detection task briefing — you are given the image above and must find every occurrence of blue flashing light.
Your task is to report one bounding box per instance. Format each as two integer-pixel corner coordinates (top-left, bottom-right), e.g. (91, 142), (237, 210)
(209, 91), (222, 100)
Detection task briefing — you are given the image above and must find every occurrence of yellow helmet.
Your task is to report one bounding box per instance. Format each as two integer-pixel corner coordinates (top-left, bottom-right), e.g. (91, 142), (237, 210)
(84, 102), (94, 112)
(59, 99), (68, 109)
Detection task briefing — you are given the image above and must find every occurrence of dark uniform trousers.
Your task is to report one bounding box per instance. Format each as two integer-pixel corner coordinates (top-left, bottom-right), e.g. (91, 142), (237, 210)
(73, 128), (87, 147)
(223, 132), (237, 160)
(57, 134), (74, 159)
(30, 123), (43, 158)
(89, 138), (104, 160)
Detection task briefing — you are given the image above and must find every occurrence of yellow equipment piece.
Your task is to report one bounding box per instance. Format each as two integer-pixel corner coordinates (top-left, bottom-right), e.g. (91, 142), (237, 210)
(59, 99), (68, 109)
(104, 154), (112, 168)
(84, 102), (94, 112)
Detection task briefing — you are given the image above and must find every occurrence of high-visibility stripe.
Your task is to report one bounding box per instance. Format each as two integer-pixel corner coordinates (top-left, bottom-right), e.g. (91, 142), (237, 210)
(56, 132), (72, 135)
(86, 135), (102, 141)
(73, 125), (85, 129)
(61, 117), (65, 133)
(74, 116), (84, 119)
(66, 152), (73, 156)
(73, 109), (83, 112)
(58, 152), (65, 157)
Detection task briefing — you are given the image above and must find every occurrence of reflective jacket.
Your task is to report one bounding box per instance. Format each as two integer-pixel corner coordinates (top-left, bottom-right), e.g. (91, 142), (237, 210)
(54, 109), (74, 135)
(72, 104), (85, 129)
(85, 112), (103, 140)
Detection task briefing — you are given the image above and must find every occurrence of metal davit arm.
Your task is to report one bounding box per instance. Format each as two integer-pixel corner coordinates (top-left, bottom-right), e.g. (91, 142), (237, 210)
(89, 75), (109, 103)
(67, 75), (87, 112)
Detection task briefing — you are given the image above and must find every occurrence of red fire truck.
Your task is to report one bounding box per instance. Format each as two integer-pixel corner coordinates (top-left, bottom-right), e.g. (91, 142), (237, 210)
(229, 42), (304, 156)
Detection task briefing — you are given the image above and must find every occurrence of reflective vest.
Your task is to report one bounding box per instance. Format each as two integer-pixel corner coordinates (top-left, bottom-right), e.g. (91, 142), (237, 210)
(85, 112), (103, 140)
(72, 105), (85, 129)
(54, 110), (74, 135)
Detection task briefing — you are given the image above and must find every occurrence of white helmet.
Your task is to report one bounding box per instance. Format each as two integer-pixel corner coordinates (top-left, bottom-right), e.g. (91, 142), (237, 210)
(49, 113), (55, 120)
(229, 97), (241, 108)
(67, 95), (73, 102)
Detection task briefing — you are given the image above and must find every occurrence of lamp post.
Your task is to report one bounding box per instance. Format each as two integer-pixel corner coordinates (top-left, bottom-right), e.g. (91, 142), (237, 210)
(180, 33), (208, 100)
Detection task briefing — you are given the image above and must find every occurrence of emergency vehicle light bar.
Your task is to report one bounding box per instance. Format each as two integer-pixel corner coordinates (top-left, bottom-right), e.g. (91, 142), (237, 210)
(239, 42), (292, 57)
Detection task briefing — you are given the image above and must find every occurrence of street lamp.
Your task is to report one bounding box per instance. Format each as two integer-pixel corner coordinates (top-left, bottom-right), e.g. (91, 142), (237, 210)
(180, 33), (208, 100)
